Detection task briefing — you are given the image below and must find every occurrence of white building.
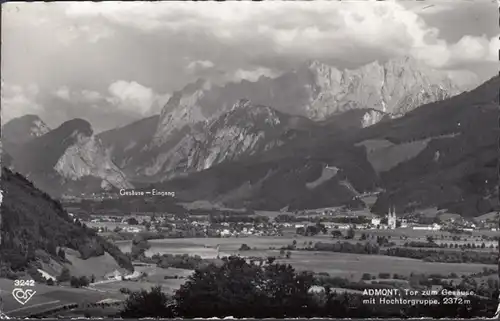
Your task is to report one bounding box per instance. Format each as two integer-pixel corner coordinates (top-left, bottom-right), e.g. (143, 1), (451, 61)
(388, 206), (397, 230)
(413, 225), (432, 230)
(412, 223), (441, 231)
(371, 217), (381, 226)
(37, 269), (56, 282)
(124, 227), (141, 233)
(105, 269), (123, 281)
(432, 223), (442, 230)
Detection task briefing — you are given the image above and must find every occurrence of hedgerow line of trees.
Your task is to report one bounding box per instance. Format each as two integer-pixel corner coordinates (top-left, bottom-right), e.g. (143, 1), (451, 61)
(280, 238), (498, 265)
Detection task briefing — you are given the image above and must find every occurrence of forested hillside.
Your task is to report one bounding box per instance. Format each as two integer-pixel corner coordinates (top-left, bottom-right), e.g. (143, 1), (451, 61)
(0, 167), (133, 278)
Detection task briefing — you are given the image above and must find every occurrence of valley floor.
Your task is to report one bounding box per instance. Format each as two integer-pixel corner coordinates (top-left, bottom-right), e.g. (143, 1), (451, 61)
(116, 236), (494, 280)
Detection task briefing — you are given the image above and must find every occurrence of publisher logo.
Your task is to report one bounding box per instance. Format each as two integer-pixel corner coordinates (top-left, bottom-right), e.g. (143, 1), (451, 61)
(12, 288), (36, 305)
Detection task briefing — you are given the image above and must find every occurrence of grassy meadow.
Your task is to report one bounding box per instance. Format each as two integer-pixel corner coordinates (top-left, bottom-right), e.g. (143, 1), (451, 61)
(91, 266), (192, 294)
(114, 233), (496, 281)
(0, 278), (125, 317)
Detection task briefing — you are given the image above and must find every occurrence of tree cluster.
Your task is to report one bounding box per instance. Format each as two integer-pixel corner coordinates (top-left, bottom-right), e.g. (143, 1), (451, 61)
(120, 255), (496, 318)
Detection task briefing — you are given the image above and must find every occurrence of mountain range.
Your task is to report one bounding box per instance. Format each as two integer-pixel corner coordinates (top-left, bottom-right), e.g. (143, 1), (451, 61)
(98, 56), (458, 182)
(3, 56), (494, 217)
(155, 75), (498, 216)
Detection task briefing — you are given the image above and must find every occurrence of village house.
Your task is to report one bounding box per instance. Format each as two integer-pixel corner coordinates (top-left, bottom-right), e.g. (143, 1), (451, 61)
(124, 226), (142, 233)
(412, 223), (442, 231)
(105, 269), (123, 281)
(371, 217), (381, 226)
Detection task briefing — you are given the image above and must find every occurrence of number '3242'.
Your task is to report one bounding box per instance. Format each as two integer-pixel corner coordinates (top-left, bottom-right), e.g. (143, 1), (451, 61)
(14, 280), (35, 287)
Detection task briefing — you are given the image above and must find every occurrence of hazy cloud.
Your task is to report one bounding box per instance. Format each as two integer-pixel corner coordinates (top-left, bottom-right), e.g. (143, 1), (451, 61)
(55, 86), (71, 100)
(186, 60), (215, 73)
(81, 90), (104, 103)
(1, 83), (43, 124)
(106, 80), (157, 115)
(1, 1), (497, 130)
(230, 67), (279, 83)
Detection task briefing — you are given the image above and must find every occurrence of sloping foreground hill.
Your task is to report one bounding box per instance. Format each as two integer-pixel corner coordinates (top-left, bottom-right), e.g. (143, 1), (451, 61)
(0, 167), (133, 278)
(156, 76), (499, 217)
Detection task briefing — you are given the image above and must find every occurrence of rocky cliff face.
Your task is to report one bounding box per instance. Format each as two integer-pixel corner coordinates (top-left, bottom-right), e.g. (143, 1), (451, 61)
(303, 57), (459, 119)
(153, 79), (212, 146)
(54, 134), (132, 191)
(135, 99), (314, 181)
(6, 118), (131, 196)
(361, 110), (386, 128)
(152, 56), (460, 146)
(97, 115), (160, 175)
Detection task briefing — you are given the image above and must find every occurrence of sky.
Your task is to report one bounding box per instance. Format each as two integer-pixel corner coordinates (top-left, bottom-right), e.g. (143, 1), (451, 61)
(1, 0), (498, 132)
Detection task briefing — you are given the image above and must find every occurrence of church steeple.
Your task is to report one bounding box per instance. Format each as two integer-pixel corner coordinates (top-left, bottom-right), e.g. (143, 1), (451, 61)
(387, 205), (396, 229)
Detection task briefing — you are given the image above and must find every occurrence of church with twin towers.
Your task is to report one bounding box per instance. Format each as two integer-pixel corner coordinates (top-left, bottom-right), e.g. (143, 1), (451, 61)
(387, 206), (397, 230)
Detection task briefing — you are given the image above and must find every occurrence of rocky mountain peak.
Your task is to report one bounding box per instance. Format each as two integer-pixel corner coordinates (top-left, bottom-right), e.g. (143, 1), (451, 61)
(385, 55), (418, 68)
(218, 99), (281, 129)
(54, 133), (132, 191)
(304, 59), (338, 74)
(61, 118), (94, 136)
(231, 98), (252, 111)
(2, 114), (51, 145)
(152, 55), (463, 152)
(181, 78), (213, 95)
(153, 81), (210, 145)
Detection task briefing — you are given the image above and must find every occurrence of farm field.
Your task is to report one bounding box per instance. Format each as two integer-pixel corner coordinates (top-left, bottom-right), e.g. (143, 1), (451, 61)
(93, 279), (185, 294)
(116, 235), (336, 257)
(0, 278), (125, 318)
(91, 266), (192, 294)
(114, 237), (495, 281)
(228, 249), (494, 280)
(116, 232), (497, 257)
(36, 248), (128, 282)
(271, 251), (494, 280)
(65, 249), (126, 279)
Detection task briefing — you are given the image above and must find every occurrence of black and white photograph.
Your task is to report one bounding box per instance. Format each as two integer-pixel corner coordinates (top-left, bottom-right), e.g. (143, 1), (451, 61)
(0, 0), (499, 318)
